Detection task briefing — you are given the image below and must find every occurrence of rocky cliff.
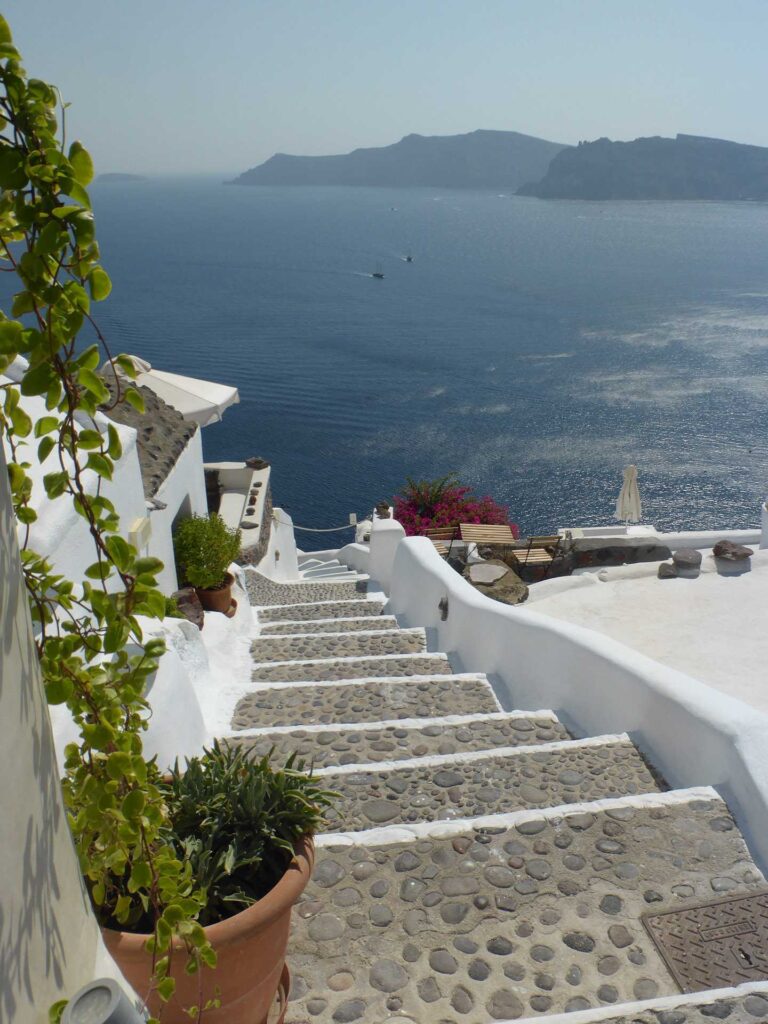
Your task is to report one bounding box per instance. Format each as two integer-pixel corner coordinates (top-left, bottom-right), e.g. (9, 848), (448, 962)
(518, 134), (768, 200)
(231, 130), (567, 189)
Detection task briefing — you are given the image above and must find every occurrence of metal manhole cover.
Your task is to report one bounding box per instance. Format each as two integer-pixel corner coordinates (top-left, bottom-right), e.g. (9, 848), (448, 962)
(643, 891), (768, 993)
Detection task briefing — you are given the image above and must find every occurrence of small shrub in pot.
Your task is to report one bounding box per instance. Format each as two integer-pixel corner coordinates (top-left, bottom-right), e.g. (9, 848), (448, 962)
(103, 743), (335, 1023)
(173, 513), (242, 612)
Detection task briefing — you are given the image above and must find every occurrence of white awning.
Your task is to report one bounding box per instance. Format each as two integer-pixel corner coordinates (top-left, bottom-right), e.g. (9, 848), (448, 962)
(118, 357), (239, 427)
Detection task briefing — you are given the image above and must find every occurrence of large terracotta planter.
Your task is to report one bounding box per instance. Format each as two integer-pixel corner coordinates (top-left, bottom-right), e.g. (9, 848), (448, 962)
(195, 572), (234, 614)
(103, 836), (314, 1024)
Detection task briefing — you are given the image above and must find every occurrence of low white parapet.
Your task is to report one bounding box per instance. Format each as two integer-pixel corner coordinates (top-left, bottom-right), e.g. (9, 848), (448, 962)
(387, 535), (768, 871)
(368, 506), (405, 592)
(561, 522), (761, 553)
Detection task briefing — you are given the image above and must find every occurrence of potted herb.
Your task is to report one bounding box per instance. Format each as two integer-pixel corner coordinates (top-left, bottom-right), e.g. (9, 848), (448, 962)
(102, 743), (334, 1023)
(174, 513), (242, 614)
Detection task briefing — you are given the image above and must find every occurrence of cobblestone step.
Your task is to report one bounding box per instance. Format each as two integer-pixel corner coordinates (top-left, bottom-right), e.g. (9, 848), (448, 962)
(542, 983), (768, 1024)
(250, 628), (426, 664)
(221, 711), (571, 769)
(286, 790), (764, 1024)
(230, 674), (500, 729)
(315, 735), (663, 832)
(251, 652), (452, 684)
(258, 598), (385, 623)
(245, 568), (368, 607)
(260, 616), (399, 636)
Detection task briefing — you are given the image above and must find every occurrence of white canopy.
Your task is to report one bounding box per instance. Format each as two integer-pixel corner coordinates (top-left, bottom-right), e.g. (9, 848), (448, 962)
(615, 464), (642, 523)
(120, 356), (239, 427)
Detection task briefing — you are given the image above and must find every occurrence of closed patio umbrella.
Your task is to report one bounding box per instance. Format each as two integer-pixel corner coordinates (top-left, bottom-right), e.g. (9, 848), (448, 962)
(615, 464), (642, 523)
(110, 356), (239, 427)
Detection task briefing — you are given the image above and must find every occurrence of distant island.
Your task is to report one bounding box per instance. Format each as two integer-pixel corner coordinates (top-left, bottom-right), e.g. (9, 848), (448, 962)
(518, 134), (768, 200)
(230, 130), (567, 190)
(94, 172), (147, 183)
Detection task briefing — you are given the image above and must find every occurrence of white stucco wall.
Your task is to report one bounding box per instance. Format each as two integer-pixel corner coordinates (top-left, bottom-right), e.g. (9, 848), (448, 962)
(0, 445), (128, 1020)
(387, 536), (768, 871)
(149, 430), (208, 593)
(368, 509), (405, 591)
(257, 508), (299, 581)
(0, 391), (147, 587)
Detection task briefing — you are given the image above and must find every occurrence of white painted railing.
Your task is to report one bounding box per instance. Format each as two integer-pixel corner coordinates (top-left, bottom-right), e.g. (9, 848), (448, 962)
(387, 535), (768, 870)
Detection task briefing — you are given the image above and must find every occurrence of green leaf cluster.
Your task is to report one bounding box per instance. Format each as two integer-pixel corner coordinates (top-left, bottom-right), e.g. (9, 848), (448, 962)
(0, 16), (212, 1017)
(161, 743), (335, 927)
(173, 513), (242, 590)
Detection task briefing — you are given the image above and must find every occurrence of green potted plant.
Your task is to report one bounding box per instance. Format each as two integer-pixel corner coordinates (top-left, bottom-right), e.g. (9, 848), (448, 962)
(102, 743), (334, 1023)
(174, 513), (242, 614)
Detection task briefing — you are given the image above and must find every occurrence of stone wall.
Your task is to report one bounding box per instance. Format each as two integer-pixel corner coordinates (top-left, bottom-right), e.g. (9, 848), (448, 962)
(238, 486), (273, 567)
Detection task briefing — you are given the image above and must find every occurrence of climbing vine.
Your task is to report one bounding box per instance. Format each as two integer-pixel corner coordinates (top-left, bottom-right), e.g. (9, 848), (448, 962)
(0, 16), (213, 1018)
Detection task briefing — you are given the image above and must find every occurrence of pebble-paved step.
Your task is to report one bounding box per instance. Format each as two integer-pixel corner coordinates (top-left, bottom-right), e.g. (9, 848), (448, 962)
(245, 569), (368, 607)
(251, 652), (452, 684)
(314, 735), (663, 831)
(258, 599), (385, 623)
(250, 628), (426, 664)
(286, 790), (764, 1024)
(301, 565), (356, 579)
(260, 615), (400, 636)
(230, 674), (500, 728)
(222, 711), (571, 769)
(547, 984), (768, 1024)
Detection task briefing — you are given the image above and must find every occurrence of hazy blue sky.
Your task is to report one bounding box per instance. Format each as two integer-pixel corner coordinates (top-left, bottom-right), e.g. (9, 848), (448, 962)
(8, 1), (768, 175)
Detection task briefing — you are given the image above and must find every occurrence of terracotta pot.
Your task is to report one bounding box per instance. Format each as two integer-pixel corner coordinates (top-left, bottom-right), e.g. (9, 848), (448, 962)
(195, 572), (234, 614)
(103, 836), (314, 1024)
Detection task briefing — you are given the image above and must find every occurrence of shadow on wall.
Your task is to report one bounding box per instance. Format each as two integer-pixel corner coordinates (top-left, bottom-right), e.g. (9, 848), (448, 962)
(0, 448), (100, 1020)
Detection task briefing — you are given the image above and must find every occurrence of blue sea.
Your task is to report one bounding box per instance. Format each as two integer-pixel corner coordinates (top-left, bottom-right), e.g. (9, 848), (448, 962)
(88, 179), (768, 548)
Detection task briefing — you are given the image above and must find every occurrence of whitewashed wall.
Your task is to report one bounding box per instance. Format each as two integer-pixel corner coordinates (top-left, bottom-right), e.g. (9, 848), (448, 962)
(388, 536), (768, 870)
(257, 508), (299, 581)
(150, 430), (208, 592)
(0, 446), (128, 1020)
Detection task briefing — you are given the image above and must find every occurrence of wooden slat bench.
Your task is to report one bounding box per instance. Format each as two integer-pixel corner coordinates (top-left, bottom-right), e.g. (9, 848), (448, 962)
(511, 534), (561, 570)
(425, 526), (459, 559)
(459, 524), (517, 546)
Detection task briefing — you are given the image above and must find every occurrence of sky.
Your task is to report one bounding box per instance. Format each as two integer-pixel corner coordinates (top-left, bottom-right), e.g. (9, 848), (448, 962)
(6, 0), (768, 175)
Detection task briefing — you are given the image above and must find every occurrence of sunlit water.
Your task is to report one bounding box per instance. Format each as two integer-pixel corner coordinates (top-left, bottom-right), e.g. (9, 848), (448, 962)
(57, 180), (768, 546)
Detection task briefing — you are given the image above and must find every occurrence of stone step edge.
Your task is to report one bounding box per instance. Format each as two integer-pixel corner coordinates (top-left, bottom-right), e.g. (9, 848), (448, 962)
(241, 672), (500, 705)
(300, 568), (361, 577)
(250, 626), (424, 645)
(257, 598), (383, 615)
(250, 571), (370, 585)
(511, 979), (768, 1024)
(259, 615), (398, 632)
(250, 650), (446, 671)
(315, 785), (720, 848)
(310, 732), (633, 778)
(217, 707), (562, 740)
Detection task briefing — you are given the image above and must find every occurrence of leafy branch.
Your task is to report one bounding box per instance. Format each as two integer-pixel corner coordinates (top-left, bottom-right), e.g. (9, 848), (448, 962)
(0, 16), (213, 1019)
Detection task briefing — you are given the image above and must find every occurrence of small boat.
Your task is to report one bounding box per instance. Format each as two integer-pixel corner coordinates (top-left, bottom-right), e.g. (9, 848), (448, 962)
(404, 251), (413, 263)
(372, 264), (384, 279)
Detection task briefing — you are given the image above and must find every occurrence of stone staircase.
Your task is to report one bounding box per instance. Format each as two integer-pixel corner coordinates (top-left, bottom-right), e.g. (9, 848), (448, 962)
(227, 569), (767, 1024)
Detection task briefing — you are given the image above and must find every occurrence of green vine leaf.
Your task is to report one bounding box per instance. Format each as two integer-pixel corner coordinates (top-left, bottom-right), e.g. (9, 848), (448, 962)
(0, 18), (214, 1017)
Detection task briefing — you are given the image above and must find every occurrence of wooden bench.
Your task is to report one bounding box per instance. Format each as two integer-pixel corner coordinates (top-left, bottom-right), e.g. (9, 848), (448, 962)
(425, 526), (459, 559)
(511, 534), (561, 570)
(459, 524), (517, 546)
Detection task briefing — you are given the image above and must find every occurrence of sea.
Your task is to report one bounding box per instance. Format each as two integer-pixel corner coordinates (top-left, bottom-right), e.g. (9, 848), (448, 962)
(85, 179), (768, 548)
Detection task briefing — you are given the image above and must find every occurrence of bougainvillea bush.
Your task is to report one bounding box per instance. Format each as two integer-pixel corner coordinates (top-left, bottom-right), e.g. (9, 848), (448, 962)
(393, 474), (519, 537)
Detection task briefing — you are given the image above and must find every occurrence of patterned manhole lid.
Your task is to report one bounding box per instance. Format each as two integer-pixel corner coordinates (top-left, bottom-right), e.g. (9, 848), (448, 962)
(643, 890), (768, 992)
